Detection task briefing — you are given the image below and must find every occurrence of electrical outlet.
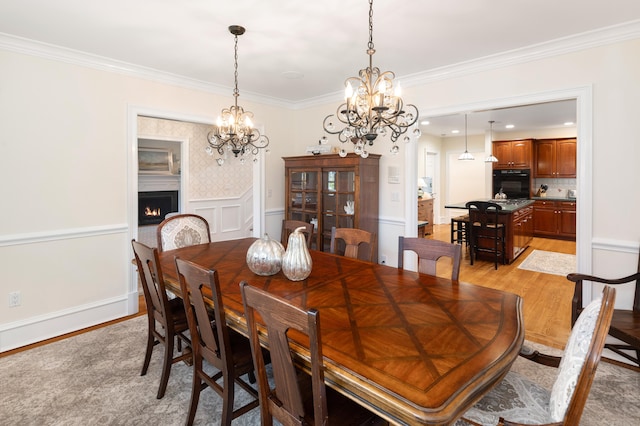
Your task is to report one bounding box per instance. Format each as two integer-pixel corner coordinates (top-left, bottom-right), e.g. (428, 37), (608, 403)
(9, 291), (21, 307)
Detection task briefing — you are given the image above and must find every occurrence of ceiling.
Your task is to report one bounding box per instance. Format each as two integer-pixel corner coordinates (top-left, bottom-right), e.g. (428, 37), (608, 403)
(1, 1), (639, 133)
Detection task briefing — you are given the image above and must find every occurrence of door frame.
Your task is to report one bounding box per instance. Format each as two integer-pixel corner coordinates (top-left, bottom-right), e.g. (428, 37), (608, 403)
(406, 85), (594, 301)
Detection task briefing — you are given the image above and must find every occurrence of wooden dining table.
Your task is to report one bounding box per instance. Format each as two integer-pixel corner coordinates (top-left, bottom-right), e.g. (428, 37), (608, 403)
(158, 238), (524, 425)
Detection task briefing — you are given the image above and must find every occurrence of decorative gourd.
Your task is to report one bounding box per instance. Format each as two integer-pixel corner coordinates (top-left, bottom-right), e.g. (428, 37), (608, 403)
(282, 226), (313, 281)
(246, 233), (284, 276)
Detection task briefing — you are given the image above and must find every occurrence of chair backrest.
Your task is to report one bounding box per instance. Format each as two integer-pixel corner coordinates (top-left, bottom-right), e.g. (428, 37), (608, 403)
(465, 201), (503, 228)
(281, 219), (313, 249)
(549, 286), (615, 424)
(398, 236), (462, 281)
(174, 258), (230, 372)
(156, 213), (211, 252)
(240, 282), (327, 426)
(131, 240), (172, 325)
(330, 227), (376, 262)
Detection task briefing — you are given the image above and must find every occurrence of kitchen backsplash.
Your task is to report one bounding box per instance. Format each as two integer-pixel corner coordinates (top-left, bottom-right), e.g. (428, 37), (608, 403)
(533, 178), (576, 198)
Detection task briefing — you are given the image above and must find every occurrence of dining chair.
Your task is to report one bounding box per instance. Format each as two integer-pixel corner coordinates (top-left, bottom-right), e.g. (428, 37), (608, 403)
(239, 282), (387, 426)
(174, 258), (259, 426)
(465, 201), (506, 269)
(456, 286), (616, 426)
(330, 227), (377, 262)
(131, 240), (192, 399)
(281, 219), (313, 249)
(566, 250), (640, 367)
(156, 213), (211, 252)
(398, 236), (462, 281)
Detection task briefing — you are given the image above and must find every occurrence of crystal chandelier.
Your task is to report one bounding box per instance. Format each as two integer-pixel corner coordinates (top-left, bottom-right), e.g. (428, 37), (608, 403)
(322, 0), (420, 158)
(458, 113), (474, 160)
(206, 25), (268, 165)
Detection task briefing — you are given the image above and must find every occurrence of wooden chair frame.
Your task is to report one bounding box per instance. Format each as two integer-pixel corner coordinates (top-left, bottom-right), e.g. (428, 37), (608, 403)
(281, 219), (314, 249)
(131, 240), (191, 399)
(398, 236), (462, 281)
(175, 258), (259, 425)
(465, 201), (506, 270)
(330, 227), (376, 263)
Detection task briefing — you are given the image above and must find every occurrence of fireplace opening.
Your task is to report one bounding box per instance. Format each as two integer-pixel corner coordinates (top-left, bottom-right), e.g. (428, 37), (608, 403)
(138, 191), (179, 225)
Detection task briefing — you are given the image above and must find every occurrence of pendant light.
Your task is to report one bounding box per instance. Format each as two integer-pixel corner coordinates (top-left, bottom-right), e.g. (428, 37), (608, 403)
(458, 114), (474, 160)
(485, 120), (499, 163)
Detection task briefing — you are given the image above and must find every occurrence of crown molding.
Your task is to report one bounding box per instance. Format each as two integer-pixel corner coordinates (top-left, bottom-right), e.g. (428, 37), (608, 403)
(2, 19), (639, 111)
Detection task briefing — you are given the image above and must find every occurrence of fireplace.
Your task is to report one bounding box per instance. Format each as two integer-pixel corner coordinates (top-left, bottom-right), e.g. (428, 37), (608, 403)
(138, 191), (179, 225)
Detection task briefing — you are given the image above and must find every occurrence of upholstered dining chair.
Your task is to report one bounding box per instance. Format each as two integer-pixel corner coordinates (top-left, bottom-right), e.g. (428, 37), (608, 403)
(398, 236), (462, 281)
(156, 213), (211, 252)
(131, 240), (192, 399)
(281, 219), (313, 248)
(566, 250), (640, 367)
(174, 258), (259, 426)
(240, 282), (387, 426)
(330, 227), (377, 262)
(465, 201), (506, 269)
(455, 286), (616, 426)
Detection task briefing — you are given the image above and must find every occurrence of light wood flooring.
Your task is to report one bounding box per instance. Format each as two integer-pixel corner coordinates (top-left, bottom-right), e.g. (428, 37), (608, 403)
(428, 224), (576, 349)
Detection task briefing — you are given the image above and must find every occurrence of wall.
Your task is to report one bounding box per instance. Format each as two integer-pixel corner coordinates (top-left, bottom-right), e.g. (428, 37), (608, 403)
(1, 33), (639, 351)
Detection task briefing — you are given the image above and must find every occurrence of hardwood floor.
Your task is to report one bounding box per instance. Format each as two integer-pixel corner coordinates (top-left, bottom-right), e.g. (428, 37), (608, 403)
(428, 224), (576, 349)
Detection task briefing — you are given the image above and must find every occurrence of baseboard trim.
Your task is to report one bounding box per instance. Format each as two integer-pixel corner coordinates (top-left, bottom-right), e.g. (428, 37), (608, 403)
(0, 291), (139, 353)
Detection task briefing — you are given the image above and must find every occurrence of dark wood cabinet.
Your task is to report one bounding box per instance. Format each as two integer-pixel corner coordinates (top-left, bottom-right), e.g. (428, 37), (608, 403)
(284, 154), (380, 261)
(511, 205), (534, 260)
(534, 138), (577, 178)
(492, 139), (533, 169)
(533, 199), (576, 239)
(418, 198), (433, 235)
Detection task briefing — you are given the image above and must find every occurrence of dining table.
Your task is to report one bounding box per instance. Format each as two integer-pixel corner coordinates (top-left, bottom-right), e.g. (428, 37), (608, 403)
(158, 237), (524, 425)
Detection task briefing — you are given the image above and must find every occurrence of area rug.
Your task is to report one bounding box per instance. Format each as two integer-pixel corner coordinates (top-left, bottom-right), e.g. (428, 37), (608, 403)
(1, 316), (638, 425)
(518, 249), (576, 276)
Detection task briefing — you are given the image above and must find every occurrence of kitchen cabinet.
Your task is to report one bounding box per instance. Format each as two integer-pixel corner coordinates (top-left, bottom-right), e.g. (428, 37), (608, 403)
(534, 138), (577, 178)
(418, 198), (434, 236)
(284, 153), (380, 261)
(512, 205), (534, 259)
(492, 139), (533, 170)
(533, 199), (576, 239)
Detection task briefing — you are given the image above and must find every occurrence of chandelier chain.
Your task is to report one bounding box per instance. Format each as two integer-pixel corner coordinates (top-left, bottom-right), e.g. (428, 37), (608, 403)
(233, 32), (239, 100)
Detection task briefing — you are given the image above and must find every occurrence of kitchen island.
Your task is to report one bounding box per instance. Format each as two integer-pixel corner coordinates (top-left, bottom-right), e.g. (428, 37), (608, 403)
(446, 199), (535, 264)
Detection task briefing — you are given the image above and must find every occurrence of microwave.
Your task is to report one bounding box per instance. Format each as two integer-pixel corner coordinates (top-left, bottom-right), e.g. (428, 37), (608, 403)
(492, 169), (531, 199)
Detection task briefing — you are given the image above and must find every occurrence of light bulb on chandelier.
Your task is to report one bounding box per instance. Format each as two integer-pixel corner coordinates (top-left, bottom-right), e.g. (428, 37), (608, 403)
(205, 25), (269, 164)
(322, 0), (420, 158)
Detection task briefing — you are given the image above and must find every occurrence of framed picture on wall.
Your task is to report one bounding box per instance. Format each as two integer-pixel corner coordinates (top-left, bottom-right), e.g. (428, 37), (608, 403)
(138, 148), (173, 174)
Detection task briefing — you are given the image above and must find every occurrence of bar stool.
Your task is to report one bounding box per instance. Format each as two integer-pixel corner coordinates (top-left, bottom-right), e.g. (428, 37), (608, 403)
(450, 214), (469, 246)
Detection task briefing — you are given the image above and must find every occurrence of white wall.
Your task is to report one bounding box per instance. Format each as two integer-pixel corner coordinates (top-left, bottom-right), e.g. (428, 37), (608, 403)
(1, 34), (639, 351)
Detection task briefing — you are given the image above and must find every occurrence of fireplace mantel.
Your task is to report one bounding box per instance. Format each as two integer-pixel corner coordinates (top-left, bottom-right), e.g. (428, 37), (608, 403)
(138, 174), (180, 192)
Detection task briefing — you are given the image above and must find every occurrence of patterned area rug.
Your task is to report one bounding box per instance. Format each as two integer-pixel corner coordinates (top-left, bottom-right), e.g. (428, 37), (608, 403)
(518, 249), (576, 276)
(1, 315), (638, 425)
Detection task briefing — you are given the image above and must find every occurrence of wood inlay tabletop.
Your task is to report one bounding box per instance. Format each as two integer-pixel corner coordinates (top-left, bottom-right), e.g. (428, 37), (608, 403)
(158, 238), (524, 425)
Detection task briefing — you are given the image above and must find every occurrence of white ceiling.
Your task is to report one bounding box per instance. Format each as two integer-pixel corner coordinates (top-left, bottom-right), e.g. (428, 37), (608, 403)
(1, 0), (639, 133)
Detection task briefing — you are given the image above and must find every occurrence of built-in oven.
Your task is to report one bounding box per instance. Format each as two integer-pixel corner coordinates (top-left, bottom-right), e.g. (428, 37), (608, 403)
(492, 169), (531, 199)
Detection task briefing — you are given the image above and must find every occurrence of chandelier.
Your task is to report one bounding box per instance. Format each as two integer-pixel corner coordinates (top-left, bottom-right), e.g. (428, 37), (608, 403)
(322, 0), (420, 158)
(206, 25), (269, 164)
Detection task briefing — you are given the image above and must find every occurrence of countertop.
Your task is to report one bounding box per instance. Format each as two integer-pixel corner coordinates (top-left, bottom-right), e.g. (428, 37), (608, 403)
(530, 196), (577, 202)
(445, 199), (535, 212)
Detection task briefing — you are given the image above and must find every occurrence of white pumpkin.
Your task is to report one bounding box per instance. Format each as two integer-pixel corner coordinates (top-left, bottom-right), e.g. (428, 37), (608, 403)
(246, 233), (285, 276)
(282, 226), (313, 281)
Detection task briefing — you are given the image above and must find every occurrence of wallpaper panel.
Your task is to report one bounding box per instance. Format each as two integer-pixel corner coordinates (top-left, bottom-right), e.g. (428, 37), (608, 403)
(137, 116), (252, 199)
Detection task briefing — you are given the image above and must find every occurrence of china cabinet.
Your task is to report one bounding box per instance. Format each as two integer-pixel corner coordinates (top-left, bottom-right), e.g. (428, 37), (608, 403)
(283, 154), (380, 261)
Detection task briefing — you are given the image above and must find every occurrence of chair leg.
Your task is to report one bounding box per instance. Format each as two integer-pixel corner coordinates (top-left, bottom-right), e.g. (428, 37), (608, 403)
(157, 331), (174, 399)
(141, 319), (155, 376)
(221, 371), (235, 426)
(186, 368), (202, 426)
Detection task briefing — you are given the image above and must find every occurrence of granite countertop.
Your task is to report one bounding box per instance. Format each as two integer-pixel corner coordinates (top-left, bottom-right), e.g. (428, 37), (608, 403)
(531, 196), (577, 202)
(445, 199), (535, 212)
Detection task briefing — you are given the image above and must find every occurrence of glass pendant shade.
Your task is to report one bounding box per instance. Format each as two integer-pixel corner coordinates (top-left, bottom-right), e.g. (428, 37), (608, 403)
(458, 113), (474, 160)
(484, 120), (498, 162)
